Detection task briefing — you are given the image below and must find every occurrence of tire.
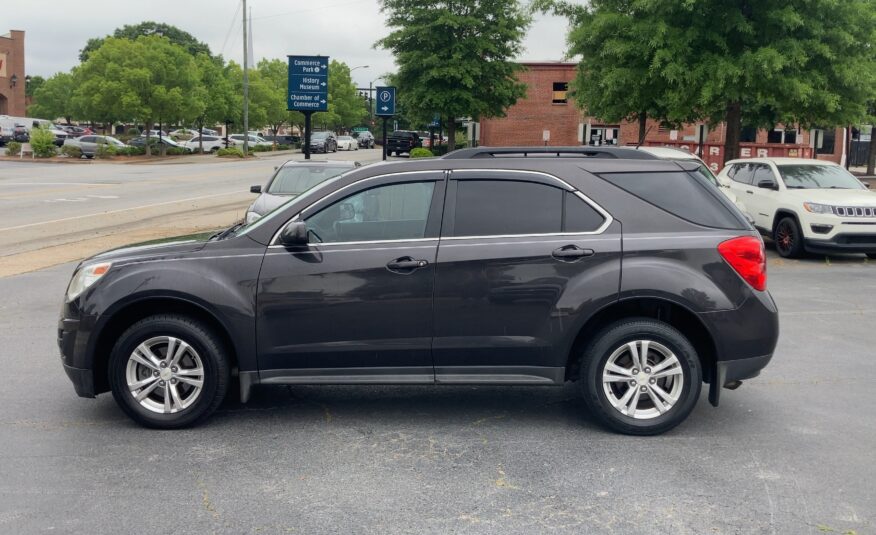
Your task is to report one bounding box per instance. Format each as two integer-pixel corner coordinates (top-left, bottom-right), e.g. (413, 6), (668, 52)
(108, 314), (230, 429)
(774, 216), (804, 258)
(579, 318), (702, 435)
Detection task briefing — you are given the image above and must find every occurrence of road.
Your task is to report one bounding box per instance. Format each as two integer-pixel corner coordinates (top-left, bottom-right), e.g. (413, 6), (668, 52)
(0, 254), (873, 534)
(0, 149), (387, 276)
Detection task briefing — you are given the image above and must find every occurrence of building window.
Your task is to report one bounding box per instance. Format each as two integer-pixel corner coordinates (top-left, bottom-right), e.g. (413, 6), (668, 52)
(816, 128), (836, 155)
(767, 129), (783, 144)
(767, 128), (798, 144)
(552, 82), (568, 104)
(740, 126), (757, 143)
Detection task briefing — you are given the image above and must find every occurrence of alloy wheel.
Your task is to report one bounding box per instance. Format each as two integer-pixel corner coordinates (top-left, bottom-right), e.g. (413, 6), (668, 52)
(776, 221), (794, 254)
(601, 340), (684, 419)
(125, 336), (205, 414)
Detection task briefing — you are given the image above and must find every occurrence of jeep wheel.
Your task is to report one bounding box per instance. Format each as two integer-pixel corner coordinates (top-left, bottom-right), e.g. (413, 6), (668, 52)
(774, 216), (804, 258)
(580, 319), (701, 435)
(109, 314), (230, 429)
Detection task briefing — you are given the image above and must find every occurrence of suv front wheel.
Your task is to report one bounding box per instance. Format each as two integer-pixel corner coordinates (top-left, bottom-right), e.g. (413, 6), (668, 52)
(108, 314), (230, 429)
(580, 319), (702, 435)
(774, 216), (804, 258)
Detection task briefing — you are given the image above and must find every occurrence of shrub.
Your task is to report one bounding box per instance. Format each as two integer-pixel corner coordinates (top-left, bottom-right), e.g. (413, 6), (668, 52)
(126, 127), (141, 136)
(277, 144), (291, 151)
(251, 144), (272, 152)
(30, 127), (58, 158)
(61, 145), (83, 158)
(166, 146), (188, 155)
(409, 147), (434, 159)
(217, 147), (245, 158)
(430, 145), (449, 156)
(6, 141), (21, 156)
(96, 143), (118, 159)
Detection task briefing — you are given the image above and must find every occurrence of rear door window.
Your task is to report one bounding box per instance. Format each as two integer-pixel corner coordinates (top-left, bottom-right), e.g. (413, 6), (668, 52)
(451, 180), (563, 237)
(599, 171), (747, 229)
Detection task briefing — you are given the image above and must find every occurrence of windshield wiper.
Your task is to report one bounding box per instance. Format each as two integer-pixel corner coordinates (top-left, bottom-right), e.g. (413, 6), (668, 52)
(211, 222), (245, 241)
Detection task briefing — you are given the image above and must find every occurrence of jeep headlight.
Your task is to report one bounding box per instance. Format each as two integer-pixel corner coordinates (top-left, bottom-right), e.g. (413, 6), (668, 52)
(66, 262), (112, 301)
(245, 211), (262, 225)
(803, 202), (833, 214)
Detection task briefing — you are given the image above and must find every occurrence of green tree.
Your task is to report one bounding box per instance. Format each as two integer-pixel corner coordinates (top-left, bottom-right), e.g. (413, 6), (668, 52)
(313, 61), (367, 131)
(79, 21), (212, 62)
(378, 0), (530, 150)
(226, 61), (269, 132)
(75, 36), (204, 156)
(257, 58), (305, 147)
(28, 71), (78, 124)
(549, 0), (876, 162)
(25, 75), (45, 98)
(192, 54), (236, 153)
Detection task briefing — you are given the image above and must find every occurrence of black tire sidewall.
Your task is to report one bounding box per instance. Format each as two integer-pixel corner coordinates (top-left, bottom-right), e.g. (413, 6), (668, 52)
(774, 216), (803, 258)
(108, 315), (229, 429)
(581, 319), (702, 435)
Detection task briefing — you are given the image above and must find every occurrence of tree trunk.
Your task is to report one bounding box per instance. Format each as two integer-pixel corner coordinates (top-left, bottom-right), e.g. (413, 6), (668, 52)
(637, 112), (648, 146)
(145, 120), (152, 157)
(723, 101), (742, 164)
(447, 119), (456, 152)
(867, 128), (876, 175)
(198, 122), (204, 154)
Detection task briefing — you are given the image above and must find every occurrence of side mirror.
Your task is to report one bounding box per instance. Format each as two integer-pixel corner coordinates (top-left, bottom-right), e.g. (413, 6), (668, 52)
(250, 185), (262, 194)
(757, 179), (778, 190)
(278, 221), (309, 246)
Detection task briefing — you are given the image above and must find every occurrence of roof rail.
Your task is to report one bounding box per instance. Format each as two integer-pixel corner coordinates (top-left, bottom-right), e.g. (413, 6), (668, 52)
(442, 146), (656, 160)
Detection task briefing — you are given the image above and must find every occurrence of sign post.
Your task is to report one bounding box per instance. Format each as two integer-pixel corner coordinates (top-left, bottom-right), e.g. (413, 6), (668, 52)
(375, 86), (396, 161)
(288, 55), (329, 160)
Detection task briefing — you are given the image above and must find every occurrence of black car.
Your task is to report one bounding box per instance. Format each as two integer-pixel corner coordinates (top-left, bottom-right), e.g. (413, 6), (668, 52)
(354, 131), (375, 148)
(58, 146), (778, 435)
(385, 130), (422, 156)
(308, 131), (337, 153)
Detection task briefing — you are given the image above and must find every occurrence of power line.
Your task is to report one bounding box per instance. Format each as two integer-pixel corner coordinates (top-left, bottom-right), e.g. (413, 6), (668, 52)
(220, 0), (243, 57)
(249, 0), (360, 20)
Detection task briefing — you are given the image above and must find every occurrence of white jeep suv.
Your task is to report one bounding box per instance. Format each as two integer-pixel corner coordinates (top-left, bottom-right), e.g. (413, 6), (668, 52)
(717, 158), (876, 258)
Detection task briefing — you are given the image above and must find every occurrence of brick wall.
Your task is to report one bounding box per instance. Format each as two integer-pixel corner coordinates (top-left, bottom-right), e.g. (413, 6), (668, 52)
(0, 30), (26, 117)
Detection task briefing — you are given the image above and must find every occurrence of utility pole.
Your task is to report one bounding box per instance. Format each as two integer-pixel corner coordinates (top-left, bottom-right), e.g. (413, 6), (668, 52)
(242, 0), (250, 156)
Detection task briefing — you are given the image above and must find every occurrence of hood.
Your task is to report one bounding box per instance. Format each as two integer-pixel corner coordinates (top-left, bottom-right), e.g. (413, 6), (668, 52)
(88, 231), (215, 263)
(782, 188), (876, 206)
(248, 192), (296, 216)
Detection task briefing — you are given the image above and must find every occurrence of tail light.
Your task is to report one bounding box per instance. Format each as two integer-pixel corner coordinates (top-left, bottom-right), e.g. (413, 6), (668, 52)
(718, 236), (767, 291)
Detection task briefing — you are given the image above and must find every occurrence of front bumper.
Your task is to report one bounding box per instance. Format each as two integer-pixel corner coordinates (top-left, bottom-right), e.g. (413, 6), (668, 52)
(804, 233), (876, 254)
(58, 310), (99, 398)
(63, 363), (96, 398)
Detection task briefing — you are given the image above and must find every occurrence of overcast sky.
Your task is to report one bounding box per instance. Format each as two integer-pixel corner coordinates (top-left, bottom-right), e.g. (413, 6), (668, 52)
(7, 0), (576, 89)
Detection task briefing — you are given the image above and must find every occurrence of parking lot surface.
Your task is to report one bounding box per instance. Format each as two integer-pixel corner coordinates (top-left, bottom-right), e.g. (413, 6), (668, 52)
(0, 253), (873, 534)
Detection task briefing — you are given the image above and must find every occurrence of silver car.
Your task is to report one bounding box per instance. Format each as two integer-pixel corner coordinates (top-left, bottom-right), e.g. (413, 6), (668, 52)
(245, 160), (359, 224)
(63, 135), (127, 158)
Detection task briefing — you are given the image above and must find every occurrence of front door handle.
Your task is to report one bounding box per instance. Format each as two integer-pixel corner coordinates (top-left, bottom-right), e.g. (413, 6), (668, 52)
(386, 256), (429, 272)
(746, 190), (754, 194)
(552, 245), (595, 261)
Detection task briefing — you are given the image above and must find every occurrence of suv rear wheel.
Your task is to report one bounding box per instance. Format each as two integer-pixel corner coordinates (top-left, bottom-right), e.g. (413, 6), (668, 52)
(108, 314), (230, 429)
(774, 216), (804, 258)
(580, 319), (702, 435)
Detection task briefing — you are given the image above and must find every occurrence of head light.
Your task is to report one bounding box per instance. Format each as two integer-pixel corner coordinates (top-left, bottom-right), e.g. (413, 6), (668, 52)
(66, 262), (112, 301)
(803, 202), (833, 214)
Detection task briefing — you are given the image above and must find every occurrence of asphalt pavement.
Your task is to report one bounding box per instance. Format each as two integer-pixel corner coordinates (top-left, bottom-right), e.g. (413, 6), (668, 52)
(0, 251), (873, 534)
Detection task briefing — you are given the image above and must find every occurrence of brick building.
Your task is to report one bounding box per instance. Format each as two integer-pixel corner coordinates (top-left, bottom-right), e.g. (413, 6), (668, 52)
(480, 61), (846, 172)
(0, 30), (26, 116)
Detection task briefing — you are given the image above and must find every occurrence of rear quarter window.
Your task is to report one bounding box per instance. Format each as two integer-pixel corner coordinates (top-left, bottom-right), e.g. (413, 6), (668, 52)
(599, 171), (747, 229)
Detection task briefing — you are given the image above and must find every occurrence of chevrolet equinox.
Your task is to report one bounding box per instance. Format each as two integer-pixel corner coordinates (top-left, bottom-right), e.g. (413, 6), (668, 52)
(59, 147), (779, 435)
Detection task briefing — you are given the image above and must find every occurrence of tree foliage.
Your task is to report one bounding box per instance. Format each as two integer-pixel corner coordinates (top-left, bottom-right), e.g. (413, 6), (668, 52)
(313, 61), (368, 131)
(79, 21), (213, 62)
(28, 71), (78, 124)
(25, 75), (45, 97)
(378, 0), (530, 150)
(547, 0), (876, 162)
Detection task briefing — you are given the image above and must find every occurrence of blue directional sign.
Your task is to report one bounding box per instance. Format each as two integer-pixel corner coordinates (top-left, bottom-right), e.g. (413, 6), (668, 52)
(288, 55), (329, 112)
(375, 86), (396, 116)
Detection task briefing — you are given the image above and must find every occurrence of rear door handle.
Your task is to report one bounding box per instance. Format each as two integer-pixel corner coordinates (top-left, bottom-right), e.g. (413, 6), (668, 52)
(746, 190), (754, 194)
(386, 256), (429, 272)
(552, 245), (595, 261)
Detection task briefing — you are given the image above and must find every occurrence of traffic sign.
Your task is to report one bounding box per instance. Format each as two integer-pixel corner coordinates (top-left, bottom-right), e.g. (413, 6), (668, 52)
(375, 86), (396, 116)
(288, 55), (329, 112)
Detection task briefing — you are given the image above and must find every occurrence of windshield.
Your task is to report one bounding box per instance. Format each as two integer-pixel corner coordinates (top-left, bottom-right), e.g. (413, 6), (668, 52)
(266, 166), (350, 195)
(778, 165), (865, 190)
(338, 136), (352, 141)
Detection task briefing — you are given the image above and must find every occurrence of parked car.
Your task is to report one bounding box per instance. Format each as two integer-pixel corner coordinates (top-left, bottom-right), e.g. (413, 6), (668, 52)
(336, 135), (359, 151)
(635, 146), (749, 218)
(354, 131), (375, 148)
(308, 131), (337, 153)
(128, 136), (192, 152)
(12, 124), (29, 143)
(63, 135), (127, 158)
(181, 135), (229, 153)
(245, 160), (358, 224)
(58, 146), (777, 435)
(385, 130), (422, 156)
(59, 125), (93, 137)
(717, 157), (876, 258)
(229, 134), (272, 148)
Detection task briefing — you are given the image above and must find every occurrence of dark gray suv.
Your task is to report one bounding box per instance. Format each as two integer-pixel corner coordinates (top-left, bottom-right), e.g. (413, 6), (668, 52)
(58, 147), (778, 435)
